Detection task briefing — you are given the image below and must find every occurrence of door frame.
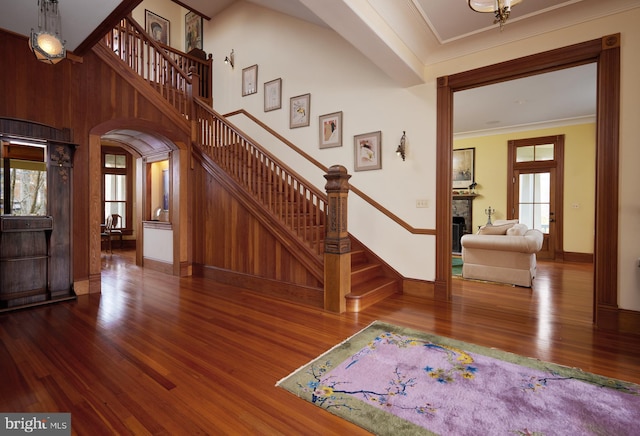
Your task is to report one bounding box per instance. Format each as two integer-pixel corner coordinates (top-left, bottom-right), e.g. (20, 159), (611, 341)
(435, 34), (620, 329)
(507, 135), (565, 260)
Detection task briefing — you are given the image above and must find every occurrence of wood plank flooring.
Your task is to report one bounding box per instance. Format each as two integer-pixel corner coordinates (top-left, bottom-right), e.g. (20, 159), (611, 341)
(1, 250), (639, 435)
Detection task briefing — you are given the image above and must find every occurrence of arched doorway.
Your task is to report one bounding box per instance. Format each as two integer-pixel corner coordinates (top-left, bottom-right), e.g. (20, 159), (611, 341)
(88, 119), (192, 293)
(435, 35), (620, 328)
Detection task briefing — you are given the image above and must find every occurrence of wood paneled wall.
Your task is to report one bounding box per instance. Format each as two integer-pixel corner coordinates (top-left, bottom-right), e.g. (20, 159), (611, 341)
(0, 30), (190, 285)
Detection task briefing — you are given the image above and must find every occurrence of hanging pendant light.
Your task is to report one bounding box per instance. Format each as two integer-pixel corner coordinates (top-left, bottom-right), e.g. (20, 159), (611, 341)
(29, 0), (66, 64)
(468, 0), (523, 30)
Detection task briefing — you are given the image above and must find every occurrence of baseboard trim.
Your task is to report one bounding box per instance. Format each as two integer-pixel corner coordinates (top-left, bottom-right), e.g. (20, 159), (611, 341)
(194, 264), (323, 308)
(402, 278), (435, 298)
(143, 257), (174, 275)
(563, 252), (593, 263)
(596, 304), (640, 334)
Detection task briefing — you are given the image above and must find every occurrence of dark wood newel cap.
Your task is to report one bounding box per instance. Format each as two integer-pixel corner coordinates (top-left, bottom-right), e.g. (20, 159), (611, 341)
(324, 165), (351, 192)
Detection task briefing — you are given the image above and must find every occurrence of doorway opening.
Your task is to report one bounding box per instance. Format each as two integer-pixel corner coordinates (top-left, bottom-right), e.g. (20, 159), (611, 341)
(437, 34), (620, 329)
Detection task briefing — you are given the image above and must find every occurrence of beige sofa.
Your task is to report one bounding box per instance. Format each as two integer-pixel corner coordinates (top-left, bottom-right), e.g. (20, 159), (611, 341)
(460, 220), (544, 287)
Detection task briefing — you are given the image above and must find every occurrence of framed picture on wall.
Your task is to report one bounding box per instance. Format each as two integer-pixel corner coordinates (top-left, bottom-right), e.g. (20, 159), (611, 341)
(319, 111), (342, 148)
(145, 10), (170, 45)
(264, 78), (282, 111)
(452, 147), (475, 189)
(354, 131), (382, 171)
(242, 64), (258, 96)
(185, 11), (203, 52)
(289, 93), (311, 128)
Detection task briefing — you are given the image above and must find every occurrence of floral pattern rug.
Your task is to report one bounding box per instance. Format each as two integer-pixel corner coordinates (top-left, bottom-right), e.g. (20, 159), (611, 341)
(276, 321), (640, 435)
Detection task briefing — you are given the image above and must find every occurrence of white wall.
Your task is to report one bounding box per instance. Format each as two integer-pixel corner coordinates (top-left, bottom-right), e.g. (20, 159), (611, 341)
(206, 2), (437, 280)
(205, 2), (640, 311)
(143, 227), (173, 262)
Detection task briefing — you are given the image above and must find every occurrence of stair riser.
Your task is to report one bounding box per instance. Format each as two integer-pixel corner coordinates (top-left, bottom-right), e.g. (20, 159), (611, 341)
(346, 282), (399, 312)
(351, 264), (383, 286)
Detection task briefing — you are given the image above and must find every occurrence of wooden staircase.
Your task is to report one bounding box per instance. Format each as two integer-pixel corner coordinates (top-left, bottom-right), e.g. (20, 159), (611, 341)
(348, 239), (401, 312)
(96, 15), (402, 312)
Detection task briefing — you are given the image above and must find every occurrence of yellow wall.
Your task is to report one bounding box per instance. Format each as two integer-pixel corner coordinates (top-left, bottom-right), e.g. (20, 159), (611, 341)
(455, 123), (596, 254)
(150, 160), (169, 215)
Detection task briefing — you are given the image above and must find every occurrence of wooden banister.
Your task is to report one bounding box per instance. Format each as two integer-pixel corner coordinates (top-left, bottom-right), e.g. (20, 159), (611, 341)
(101, 15), (212, 115)
(196, 101), (327, 257)
(225, 109), (435, 236)
(161, 45), (213, 105)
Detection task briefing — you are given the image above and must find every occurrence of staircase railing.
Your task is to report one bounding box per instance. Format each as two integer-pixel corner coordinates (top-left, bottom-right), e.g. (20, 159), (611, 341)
(101, 15), (211, 116)
(160, 44), (213, 105)
(226, 110), (435, 236)
(193, 99), (327, 257)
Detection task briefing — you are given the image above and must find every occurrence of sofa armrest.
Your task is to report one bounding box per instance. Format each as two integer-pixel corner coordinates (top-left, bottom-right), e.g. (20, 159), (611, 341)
(461, 229), (543, 254)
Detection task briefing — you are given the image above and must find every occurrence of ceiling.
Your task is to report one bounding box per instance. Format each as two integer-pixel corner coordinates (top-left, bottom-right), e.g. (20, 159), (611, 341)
(1, 0), (637, 133)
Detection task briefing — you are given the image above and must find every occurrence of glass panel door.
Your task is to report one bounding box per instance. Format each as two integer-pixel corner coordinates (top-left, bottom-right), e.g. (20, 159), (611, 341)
(518, 172), (550, 234)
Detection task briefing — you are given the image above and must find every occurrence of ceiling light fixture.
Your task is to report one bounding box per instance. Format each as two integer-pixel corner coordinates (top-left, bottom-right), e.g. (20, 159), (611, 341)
(224, 49), (234, 68)
(468, 0), (523, 30)
(29, 0), (66, 64)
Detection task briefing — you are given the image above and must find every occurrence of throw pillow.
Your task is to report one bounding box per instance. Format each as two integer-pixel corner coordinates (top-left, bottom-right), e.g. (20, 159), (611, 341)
(506, 223), (528, 236)
(493, 219), (519, 226)
(478, 222), (515, 235)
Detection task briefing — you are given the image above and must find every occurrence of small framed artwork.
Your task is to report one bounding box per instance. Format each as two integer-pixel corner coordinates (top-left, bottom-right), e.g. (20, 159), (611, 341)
(145, 10), (170, 45)
(354, 131), (382, 171)
(242, 64), (258, 96)
(319, 111), (343, 149)
(185, 11), (203, 52)
(452, 147), (475, 189)
(290, 93), (311, 128)
(264, 78), (282, 112)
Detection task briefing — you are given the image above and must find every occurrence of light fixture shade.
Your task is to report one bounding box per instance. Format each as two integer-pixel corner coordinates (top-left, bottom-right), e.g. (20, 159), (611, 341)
(468, 0), (523, 13)
(29, 0), (66, 64)
(29, 31), (66, 64)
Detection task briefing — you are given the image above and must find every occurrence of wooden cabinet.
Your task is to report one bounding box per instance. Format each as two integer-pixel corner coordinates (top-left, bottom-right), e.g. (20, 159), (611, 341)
(0, 216), (52, 309)
(0, 132), (76, 312)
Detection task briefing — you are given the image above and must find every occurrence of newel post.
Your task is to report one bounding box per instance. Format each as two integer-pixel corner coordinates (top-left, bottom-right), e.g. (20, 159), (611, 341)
(188, 67), (200, 159)
(324, 165), (351, 313)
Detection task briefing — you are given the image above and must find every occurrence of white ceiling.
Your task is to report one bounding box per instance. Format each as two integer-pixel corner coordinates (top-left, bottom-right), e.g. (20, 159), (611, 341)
(454, 63), (597, 136)
(1, 0), (637, 133)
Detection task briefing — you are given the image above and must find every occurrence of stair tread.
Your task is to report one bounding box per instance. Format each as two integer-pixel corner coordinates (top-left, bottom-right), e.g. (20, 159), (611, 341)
(348, 276), (399, 298)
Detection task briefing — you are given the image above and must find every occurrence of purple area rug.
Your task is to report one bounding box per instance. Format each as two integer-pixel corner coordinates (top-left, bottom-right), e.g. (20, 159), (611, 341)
(276, 321), (640, 435)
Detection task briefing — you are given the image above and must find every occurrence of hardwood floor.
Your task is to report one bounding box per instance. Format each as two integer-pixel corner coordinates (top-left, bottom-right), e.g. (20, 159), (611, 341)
(1, 250), (639, 435)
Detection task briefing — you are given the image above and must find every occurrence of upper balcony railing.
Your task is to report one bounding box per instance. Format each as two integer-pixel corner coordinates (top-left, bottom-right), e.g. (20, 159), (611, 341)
(102, 16), (212, 114)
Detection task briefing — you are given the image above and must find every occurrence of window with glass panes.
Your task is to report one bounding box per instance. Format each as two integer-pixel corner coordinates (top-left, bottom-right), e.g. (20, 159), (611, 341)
(514, 143), (554, 234)
(102, 147), (132, 231)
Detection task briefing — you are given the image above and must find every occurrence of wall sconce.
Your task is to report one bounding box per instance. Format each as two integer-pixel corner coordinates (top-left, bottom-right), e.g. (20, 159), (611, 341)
(224, 49), (234, 68)
(396, 131), (406, 161)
